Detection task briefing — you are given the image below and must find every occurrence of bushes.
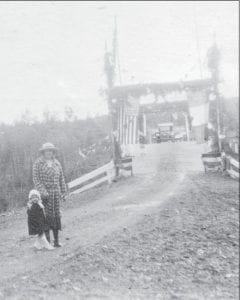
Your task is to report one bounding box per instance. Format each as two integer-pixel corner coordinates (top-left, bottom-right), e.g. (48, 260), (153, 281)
(0, 115), (112, 212)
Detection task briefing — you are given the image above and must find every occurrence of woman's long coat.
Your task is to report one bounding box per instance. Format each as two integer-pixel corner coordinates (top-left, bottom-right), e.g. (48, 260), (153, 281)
(33, 157), (67, 230)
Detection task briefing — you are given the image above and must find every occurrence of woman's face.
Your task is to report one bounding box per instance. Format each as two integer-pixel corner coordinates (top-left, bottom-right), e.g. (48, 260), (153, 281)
(43, 150), (54, 160)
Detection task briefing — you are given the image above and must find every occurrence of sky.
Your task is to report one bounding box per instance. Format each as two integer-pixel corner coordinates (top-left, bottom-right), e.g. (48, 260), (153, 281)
(0, 1), (238, 124)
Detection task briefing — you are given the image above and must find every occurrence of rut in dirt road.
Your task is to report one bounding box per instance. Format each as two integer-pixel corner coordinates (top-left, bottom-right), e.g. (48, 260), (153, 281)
(1, 142), (207, 298)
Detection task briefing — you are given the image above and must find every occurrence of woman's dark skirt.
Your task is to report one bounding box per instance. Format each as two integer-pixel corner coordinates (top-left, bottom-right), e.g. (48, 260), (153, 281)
(44, 215), (61, 231)
(42, 196), (62, 231)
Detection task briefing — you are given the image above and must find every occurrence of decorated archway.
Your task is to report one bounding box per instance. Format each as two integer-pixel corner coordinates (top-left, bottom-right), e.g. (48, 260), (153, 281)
(107, 78), (213, 155)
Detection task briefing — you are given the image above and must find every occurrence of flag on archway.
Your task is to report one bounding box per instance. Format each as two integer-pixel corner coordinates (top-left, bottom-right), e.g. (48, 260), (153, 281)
(187, 89), (209, 144)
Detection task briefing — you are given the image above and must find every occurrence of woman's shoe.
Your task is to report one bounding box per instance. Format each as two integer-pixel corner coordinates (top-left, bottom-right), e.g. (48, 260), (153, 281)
(45, 243), (54, 250)
(54, 242), (62, 248)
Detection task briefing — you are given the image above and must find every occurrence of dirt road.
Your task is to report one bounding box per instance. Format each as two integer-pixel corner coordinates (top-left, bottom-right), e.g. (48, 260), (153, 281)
(0, 142), (238, 300)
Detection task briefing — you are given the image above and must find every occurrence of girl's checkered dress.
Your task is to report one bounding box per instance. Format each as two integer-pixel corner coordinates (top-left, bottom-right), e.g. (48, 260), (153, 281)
(33, 157), (67, 230)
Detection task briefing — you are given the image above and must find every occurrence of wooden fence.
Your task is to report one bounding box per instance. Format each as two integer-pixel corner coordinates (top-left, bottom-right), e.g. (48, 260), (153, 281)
(119, 156), (133, 175)
(68, 161), (115, 195)
(226, 154), (239, 179)
(68, 157), (133, 195)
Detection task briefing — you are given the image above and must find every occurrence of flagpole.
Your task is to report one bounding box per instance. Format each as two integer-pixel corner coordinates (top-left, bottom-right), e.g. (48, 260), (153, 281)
(193, 6), (203, 78)
(104, 17), (119, 177)
(207, 41), (222, 152)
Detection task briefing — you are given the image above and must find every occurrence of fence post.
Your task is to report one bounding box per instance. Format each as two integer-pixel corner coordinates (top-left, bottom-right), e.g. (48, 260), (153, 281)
(107, 161), (114, 184)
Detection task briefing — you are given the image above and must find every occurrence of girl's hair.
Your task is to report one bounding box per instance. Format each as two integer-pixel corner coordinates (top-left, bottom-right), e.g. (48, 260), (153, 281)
(28, 189), (41, 200)
(27, 190), (44, 209)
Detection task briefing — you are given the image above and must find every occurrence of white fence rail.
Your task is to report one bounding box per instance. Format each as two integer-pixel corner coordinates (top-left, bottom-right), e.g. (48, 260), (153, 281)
(226, 155), (239, 179)
(68, 161), (115, 195)
(119, 156), (133, 176)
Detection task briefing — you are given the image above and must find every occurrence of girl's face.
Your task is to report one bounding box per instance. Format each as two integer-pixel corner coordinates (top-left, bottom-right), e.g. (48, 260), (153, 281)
(30, 195), (39, 203)
(43, 150), (54, 160)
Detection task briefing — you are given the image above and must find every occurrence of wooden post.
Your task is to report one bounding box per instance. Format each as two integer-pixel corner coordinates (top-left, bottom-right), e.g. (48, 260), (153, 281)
(143, 114), (147, 137)
(183, 112), (190, 141)
(207, 42), (221, 152)
(216, 97), (222, 151)
(104, 17), (119, 177)
(211, 63), (222, 152)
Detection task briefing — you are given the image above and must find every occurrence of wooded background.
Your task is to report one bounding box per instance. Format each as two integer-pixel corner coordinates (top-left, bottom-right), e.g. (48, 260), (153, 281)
(0, 112), (112, 212)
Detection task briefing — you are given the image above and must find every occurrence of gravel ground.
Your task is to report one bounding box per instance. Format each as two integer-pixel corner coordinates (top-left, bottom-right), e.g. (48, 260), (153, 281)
(0, 143), (238, 300)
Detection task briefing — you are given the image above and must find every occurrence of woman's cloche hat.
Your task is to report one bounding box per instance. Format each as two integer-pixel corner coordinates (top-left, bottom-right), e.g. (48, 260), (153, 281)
(39, 142), (58, 153)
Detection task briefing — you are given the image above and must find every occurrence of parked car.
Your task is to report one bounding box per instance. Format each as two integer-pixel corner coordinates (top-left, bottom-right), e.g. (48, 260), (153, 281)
(156, 123), (174, 142)
(174, 132), (187, 142)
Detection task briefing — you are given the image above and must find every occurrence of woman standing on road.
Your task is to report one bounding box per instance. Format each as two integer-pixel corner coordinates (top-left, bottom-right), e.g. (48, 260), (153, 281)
(33, 143), (67, 247)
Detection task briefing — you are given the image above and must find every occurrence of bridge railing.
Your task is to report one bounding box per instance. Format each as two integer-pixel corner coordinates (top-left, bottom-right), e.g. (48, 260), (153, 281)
(226, 154), (239, 179)
(68, 161), (115, 195)
(68, 157), (133, 195)
(118, 156), (133, 175)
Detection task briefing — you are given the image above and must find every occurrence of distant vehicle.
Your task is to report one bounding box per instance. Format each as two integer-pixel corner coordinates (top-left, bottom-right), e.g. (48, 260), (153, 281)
(174, 132), (187, 142)
(152, 132), (161, 143)
(153, 123), (174, 143)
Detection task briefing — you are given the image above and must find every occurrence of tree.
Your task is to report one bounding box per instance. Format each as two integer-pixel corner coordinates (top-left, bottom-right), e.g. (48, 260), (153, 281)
(64, 106), (75, 122)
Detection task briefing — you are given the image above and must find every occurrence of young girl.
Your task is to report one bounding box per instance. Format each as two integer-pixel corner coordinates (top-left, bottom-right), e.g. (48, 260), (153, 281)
(27, 189), (54, 250)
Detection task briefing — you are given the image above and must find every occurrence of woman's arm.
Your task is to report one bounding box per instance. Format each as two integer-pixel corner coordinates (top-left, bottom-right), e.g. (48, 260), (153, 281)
(59, 164), (67, 195)
(32, 161), (48, 197)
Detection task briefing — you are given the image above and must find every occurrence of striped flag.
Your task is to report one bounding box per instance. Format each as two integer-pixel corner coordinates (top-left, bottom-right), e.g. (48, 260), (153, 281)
(117, 99), (139, 147)
(187, 89), (209, 144)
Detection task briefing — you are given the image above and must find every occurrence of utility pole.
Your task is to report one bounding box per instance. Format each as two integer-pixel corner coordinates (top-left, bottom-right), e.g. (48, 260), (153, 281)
(104, 16), (119, 175)
(112, 15), (122, 85)
(182, 112), (190, 142)
(207, 42), (222, 152)
(215, 74), (222, 152)
(193, 6), (203, 78)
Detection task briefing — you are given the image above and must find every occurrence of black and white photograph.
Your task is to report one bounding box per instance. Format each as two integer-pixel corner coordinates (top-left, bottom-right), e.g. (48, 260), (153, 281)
(0, 1), (239, 299)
